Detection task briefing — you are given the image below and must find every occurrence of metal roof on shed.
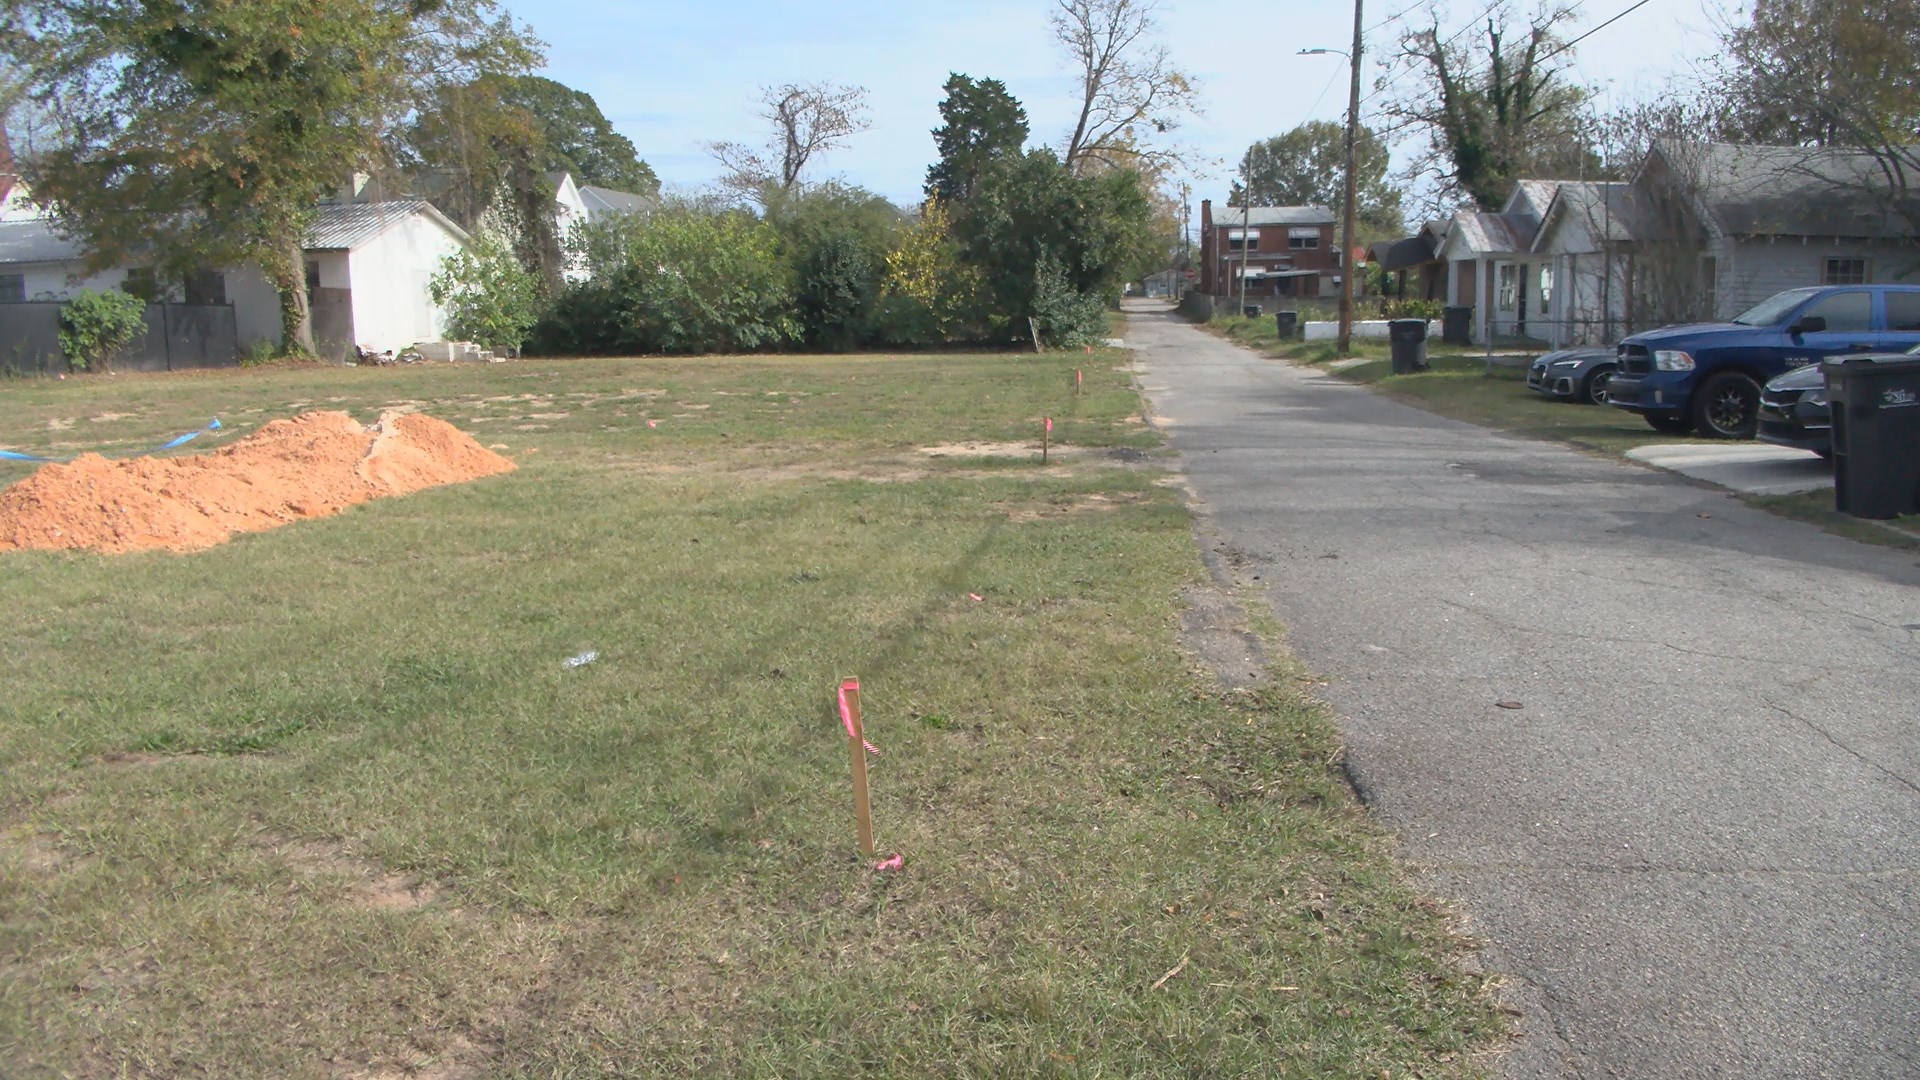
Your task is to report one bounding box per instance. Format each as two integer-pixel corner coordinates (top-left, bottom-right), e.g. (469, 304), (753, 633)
(305, 199), (469, 250)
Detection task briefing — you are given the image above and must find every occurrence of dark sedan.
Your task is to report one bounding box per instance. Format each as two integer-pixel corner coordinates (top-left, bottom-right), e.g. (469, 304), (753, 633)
(1526, 347), (1617, 405)
(1757, 363), (1831, 456)
(1757, 343), (1920, 458)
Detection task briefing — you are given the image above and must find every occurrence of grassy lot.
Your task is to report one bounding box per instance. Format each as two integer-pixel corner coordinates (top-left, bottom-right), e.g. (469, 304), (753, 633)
(0, 351), (1502, 1077)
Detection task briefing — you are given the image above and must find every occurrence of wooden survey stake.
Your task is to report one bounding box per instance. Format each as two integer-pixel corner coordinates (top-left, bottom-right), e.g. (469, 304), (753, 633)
(839, 679), (875, 859)
(1043, 417), (1052, 464)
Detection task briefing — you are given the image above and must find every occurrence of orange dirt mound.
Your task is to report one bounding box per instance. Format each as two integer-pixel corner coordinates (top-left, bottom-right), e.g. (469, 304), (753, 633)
(0, 410), (515, 554)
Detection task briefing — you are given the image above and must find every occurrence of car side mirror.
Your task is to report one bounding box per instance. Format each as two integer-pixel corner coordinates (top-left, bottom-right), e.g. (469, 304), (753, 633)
(1790, 316), (1827, 335)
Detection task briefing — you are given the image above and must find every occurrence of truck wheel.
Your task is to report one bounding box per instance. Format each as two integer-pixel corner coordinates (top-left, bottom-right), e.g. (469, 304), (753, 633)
(1692, 372), (1762, 439)
(1583, 365), (1616, 406)
(1645, 412), (1694, 434)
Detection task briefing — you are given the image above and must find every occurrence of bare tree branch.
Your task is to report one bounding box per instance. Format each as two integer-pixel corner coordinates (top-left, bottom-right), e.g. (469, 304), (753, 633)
(1050, 0), (1199, 174)
(705, 81), (870, 201)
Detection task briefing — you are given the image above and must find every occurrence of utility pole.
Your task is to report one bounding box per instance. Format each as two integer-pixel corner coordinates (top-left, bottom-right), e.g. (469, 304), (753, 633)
(1239, 199), (1250, 316)
(1181, 183), (1191, 299)
(1337, 0), (1364, 354)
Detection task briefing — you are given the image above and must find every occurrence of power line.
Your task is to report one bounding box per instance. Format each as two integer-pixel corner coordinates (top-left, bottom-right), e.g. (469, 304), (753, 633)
(1537, 0), (1656, 65)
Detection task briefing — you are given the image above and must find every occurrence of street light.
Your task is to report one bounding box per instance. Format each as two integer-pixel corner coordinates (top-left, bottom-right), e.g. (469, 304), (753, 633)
(1299, 0), (1364, 355)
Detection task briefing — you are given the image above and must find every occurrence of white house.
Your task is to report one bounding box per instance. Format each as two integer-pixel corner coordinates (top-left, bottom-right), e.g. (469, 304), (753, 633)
(1529, 181), (1639, 347)
(0, 198), (469, 360)
(1436, 180), (1561, 344)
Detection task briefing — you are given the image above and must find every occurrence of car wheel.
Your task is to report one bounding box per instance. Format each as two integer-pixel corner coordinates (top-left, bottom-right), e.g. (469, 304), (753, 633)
(1645, 412), (1694, 434)
(1582, 365), (1616, 406)
(1691, 372), (1762, 439)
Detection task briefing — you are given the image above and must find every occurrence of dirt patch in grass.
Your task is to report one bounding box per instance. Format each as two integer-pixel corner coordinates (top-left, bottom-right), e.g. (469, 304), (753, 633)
(1004, 491), (1150, 522)
(256, 831), (441, 912)
(918, 440), (1062, 459)
(0, 410), (513, 554)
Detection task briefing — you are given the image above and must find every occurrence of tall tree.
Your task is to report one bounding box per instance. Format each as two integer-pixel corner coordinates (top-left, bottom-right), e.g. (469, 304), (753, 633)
(1233, 121), (1405, 236)
(925, 74), (1029, 203)
(1380, 4), (1596, 210)
(2, 0), (540, 353)
(706, 82), (870, 202)
(1050, 0), (1200, 174)
(494, 76), (657, 195)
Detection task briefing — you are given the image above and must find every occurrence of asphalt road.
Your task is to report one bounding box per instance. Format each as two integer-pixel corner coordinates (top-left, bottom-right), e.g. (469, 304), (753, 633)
(1126, 301), (1920, 1079)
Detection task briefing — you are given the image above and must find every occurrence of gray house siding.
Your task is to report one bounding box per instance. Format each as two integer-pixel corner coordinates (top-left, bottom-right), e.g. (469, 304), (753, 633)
(1716, 237), (1920, 320)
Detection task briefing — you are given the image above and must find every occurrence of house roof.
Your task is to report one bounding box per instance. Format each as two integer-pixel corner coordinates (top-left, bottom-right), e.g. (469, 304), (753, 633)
(1506, 180), (1563, 218)
(1210, 205), (1337, 228)
(1444, 211), (1538, 255)
(1370, 234), (1438, 272)
(1656, 141), (1920, 239)
(0, 218), (83, 265)
(1531, 181), (1641, 251)
(305, 199), (469, 251)
(579, 185), (650, 217)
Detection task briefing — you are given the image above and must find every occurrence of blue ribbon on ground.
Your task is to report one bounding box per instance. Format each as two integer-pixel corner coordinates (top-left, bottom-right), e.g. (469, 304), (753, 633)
(1, 419), (222, 466)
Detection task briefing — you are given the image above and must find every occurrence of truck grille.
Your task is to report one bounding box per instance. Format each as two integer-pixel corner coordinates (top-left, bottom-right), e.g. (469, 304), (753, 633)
(1619, 344), (1651, 376)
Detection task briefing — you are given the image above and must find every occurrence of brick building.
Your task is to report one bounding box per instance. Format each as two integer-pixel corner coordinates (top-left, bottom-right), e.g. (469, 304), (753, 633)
(1198, 200), (1341, 301)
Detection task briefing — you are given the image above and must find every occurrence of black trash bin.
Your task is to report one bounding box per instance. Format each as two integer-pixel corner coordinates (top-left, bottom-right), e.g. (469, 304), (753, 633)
(1441, 305), (1473, 345)
(1274, 310), (1299, 340)
(1824, 354), (1920, 519)
(1243, 304), (1262, 318)
(1389, 318), (1430, 374)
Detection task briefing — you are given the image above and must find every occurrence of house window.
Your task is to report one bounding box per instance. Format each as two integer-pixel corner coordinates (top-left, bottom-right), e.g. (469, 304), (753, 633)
(1226, 228), (1260, 251)
(1497, 264), (1517, 309)
(184, 271), (227, 306)
(1288, 228), (1320, 250)
(1884, 291), (1920, 332)
(121, 267), (160, 302)
(305, 260), (323, 293)
(1538, 265), (1554, 308)
(1823, 257), (1869, 285)
(0, 274), (24, 304)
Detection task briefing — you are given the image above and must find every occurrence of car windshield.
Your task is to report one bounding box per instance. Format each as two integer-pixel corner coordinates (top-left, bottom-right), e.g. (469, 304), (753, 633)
(1732, 289), (1819, 326)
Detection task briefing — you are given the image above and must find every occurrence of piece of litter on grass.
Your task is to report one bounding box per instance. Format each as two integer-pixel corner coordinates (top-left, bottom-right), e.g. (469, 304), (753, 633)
(646, 419), (658, 429)
(862, 739), (881, 756)
(563, 650), (599, 669)
(968, 593), (984, 602)
(1272, 986), (1300, 992)
(1151, 953), (1191, 991)
(873, 853), (904, 872)
(1496, 700), (1523, 710)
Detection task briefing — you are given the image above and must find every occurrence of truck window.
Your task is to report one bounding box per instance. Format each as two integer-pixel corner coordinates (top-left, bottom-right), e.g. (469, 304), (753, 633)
(1800, 291), (1871, 333)
(1885, 292), (1920, 332)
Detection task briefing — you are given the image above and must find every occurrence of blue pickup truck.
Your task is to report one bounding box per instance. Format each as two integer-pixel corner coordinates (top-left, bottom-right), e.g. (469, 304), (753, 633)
(1607, 285), (1920, 438)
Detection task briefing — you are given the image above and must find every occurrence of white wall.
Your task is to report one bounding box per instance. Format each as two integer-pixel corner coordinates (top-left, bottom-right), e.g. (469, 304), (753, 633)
(344, 213), (465, 353)
(7, 261), (129, 300)
(225, 265), (285, 350)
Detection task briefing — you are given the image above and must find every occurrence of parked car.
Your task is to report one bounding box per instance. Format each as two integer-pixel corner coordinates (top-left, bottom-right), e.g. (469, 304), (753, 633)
(1757, 342), (1920, 457)
(1526, 347), (1617, 405)
(1606, 285), (1920, 438)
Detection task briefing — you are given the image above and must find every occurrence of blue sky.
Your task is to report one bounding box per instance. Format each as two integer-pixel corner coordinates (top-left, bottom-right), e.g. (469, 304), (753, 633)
(499, 0), (1728, 209)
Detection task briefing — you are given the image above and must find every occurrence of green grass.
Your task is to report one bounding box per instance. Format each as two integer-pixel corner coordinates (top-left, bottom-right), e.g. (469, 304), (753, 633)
(1744, 491), (1920, 551)
(0, 352), (1503, 1077)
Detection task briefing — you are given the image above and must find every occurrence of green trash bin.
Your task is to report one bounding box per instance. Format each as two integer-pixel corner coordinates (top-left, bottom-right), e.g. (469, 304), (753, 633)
(1823, 354), (1920, 519)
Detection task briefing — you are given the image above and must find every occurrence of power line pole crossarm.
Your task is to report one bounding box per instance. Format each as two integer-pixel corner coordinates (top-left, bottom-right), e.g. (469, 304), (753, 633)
(1338, 0), (1364, 355)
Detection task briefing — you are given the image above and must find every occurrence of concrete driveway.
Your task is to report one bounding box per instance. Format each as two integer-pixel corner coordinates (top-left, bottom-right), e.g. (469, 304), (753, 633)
(1626, 442), (1834, 496)
(1125, 301), (1919, 1079)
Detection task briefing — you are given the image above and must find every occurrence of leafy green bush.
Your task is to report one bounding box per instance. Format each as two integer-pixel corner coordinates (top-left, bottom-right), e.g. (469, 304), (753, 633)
(793, 231), (876, 352)
(530, 208), (797, 355)
(58, 289), (148, 372)
(431, 234), (542, 354)
(1031, 252), (1110, 348)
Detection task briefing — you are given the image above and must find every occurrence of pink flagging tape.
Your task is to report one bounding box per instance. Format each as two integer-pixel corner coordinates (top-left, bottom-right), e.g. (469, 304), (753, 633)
(1044, 417), (1053, 433)
(873, 853), (905, 872)
(838, 679), (880, 755)
(968, 593), (983, 602)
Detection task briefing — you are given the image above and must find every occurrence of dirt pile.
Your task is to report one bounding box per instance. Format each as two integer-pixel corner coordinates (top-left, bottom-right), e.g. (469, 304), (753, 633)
(0, 410), (514, 554)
